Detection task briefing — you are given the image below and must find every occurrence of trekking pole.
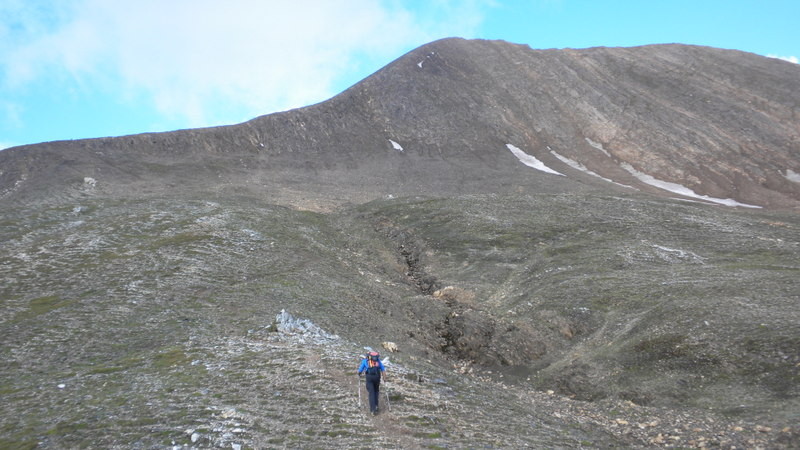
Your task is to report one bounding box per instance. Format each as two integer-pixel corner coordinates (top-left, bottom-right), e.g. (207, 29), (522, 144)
(384, 379), (391, 411)
(357, 376), (362, 409)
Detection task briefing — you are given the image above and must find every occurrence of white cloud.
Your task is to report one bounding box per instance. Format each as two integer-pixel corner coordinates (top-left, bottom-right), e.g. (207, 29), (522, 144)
(767, 54), (799, 64)
(1, 0), (491, 128)
(0, 101), (23, 129)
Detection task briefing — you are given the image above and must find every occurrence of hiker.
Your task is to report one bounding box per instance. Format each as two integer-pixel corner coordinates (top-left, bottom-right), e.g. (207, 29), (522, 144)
(358, 351), (386, 415)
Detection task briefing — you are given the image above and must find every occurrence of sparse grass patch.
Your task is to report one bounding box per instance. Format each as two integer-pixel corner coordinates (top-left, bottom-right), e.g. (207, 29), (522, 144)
(153, 347), (191, 369)
(45, 421), (89, 436)
(153, 232), (211, 248)
(0, 383), (20, 395)
(87, 365), (125, 375)
(325, 429), (355, 437)
(543, 242), (586, 256)
(117, 417), (159, 427)
(27, 295), (75, 316)
(0, 438), (37, 450)
(414, 431), (443, 439)
(633, 334), (688, 360)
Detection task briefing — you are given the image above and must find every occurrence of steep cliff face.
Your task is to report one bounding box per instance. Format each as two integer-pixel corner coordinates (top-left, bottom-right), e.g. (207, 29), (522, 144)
(1, 38), (798, 209)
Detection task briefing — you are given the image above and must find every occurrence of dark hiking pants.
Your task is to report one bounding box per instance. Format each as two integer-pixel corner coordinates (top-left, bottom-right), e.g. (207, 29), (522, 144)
(365, 374), (381, 413)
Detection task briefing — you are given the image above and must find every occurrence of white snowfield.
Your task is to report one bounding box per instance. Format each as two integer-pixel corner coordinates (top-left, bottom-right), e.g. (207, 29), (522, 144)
(506, 144), (564, 176)
(551, 150), (635, 189)
(584, 137), (612, 158)
(620, 163), (761, 208)
(389, 139), (403, 152)
(506, 141), (764, 208)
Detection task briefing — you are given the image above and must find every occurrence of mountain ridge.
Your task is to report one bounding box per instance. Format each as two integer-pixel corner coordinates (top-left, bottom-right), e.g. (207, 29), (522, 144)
(1, 38), (799, 210)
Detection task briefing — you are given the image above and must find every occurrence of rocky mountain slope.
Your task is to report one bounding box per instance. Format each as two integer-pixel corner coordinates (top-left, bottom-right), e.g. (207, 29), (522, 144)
(1, 38), (799, 448)
(2, 38), (798, 210)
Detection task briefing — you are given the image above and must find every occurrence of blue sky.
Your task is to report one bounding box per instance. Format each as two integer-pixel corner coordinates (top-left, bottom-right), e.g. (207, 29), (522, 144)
(1, 0), (798, 149)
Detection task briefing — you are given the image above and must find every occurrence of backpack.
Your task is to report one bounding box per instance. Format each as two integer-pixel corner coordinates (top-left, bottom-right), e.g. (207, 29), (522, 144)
(365, 351), (381, 376)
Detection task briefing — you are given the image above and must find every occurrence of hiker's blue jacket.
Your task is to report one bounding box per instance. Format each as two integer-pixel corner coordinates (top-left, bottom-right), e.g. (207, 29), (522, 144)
(358, 358), (385, 374)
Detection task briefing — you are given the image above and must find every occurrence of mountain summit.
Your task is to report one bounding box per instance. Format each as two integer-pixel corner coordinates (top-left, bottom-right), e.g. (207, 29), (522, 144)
(1, 38), (799, 209)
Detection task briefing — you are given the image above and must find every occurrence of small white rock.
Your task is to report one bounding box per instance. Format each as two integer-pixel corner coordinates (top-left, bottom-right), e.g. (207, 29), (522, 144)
(57, 384), (66, 389)
(191, 432), (200, 443)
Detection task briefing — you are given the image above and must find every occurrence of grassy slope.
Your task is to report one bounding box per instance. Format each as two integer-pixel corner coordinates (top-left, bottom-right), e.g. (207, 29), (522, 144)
(1, 192), (798, 447)
(357, 194), (800, 415)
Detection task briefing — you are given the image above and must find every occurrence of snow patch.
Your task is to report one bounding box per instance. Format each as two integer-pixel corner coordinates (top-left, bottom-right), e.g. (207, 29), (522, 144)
(389, 139), (403, 152)
(83, 177), (97, 187)
(585, 137), (612, 157)
(417, 51), (435, 68)
(785, 169), (800, 183)
(621, 163), (761, 208)
(551, 151), (634, 189)
(652, 244), (705, 264)
(506, 144), (564, 176)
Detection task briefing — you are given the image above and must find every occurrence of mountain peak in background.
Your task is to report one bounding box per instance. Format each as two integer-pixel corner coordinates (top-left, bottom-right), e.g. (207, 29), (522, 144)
(1, 38), (799, 210)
